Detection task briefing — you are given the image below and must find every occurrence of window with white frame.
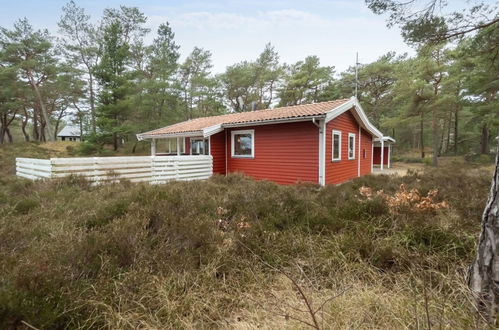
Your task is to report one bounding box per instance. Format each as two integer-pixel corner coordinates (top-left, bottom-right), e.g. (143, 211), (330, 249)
(231, 129), (254, 158)
(332, 130), (341, 161)
(190, 138), (209, 155)
(348, 133), (356, 160)
(165, 137), (185, 154)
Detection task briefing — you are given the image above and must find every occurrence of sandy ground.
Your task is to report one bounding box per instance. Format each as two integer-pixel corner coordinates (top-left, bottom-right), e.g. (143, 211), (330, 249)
(373, 162), (425, 176)
(374, 160), (495, 177)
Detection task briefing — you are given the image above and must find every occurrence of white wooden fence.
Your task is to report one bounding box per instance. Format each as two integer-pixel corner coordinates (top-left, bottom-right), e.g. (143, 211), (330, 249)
(16, 155), (213, 184)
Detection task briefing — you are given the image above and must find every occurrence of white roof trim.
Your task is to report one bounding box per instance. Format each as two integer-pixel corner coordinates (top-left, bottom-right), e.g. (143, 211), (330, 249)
(137, 130), (204, 140)
(222, 116), (324, 128)
(374, 136), (396, 143)
(203, 124), (223, 138)
(325, 96), (383, 139)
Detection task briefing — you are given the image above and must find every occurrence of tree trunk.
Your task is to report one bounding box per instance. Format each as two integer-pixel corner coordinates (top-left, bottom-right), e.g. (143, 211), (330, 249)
(454, 106), (459, 155)
(79, 117), (84, 142)
(113, 132), (118, 151)
(420, 111), (425, 158)
(6, 127), (12, 143)
(54, 107), (67, 141)
(439, 118), (446, 156)
(88, 72), (97, 134)
(431, 107), (439, 167)
(468, 137), (499, 324)
(481, 123), (490, 154)
(32, 111), (39, 141)
(27, 71), (55, 142)
(22, 107), (30, 142)
(446, 109), (452, 155)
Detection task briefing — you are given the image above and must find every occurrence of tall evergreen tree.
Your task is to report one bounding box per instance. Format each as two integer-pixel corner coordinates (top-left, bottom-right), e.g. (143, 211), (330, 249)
(0, 18), (61, 141)
(278, 56), (334, 106)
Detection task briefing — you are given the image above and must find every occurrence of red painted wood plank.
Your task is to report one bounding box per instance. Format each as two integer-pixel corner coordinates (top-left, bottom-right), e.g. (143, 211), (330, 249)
(325, 110), (373, 184)
(210, 131), (226, 175)
(226, 122), (319, 185)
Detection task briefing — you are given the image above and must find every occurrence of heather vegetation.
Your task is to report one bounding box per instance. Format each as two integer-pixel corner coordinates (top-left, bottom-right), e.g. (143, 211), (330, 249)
(1, 0), (498, 327)
(0, 143), (494, 329)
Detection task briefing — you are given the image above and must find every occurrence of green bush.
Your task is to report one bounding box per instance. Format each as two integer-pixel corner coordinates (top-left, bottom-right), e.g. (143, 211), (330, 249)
(0, 166), (491, 328)
(464, 153), (495, 164)
(76, 141), (101, 155)
(402, 157), (424, 163)
(14, 198), (39, 214)
(422, 157), (433, 166)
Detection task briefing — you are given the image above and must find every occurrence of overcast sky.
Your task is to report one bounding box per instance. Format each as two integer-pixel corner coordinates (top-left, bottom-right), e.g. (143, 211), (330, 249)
(0, 0), (417, 74)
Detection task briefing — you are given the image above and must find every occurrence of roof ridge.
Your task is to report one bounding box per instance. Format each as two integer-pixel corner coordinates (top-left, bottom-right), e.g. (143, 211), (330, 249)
(139, 98), (352, 136)
(237, 98), (350, 114)
(184, 98), (350, 122)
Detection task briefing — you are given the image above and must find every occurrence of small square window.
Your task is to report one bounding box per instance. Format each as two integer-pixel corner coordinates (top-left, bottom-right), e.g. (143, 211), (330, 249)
(231, 130), (254, 158)
(191, 138), (209, 155)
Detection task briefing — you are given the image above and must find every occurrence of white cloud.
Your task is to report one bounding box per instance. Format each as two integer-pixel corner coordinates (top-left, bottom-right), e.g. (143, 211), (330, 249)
(264, 9), (332, 27)
(161, 8), (333, 31)
(145, 2), (414, 74)
(165, 12), (255, 30)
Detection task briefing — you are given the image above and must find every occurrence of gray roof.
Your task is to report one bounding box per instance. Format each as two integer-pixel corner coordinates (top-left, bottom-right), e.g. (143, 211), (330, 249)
(57, 125), (81, 137)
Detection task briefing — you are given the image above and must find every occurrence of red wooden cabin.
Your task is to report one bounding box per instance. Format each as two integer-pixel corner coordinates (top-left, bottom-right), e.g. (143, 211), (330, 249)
(137, 97), (394, 185)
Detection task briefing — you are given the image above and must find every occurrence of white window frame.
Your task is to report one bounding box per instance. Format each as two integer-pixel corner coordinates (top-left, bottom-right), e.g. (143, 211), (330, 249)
(180, 137), (185, 154)
(348, 133), (356, 160)
(190, 137), (209, 155)
(332, 130), (342, 162)
(231, 129), (254, 158)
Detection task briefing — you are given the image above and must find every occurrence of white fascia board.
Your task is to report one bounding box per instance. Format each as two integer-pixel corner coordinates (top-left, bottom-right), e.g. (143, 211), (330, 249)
(222, 116), (325, 128)
(374, 136), (396, 143)
(325, 96), (383, 139)
(202, 124), (223, 137)
(137, 130), (204, 140)
(325, 99), (355, 122)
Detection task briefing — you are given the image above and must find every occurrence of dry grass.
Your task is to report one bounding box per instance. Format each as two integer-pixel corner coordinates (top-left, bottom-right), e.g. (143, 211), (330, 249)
(0, 143), (494, 329)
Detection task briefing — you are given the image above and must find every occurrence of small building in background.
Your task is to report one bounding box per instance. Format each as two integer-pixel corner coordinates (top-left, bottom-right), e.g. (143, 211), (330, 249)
(57, 125), (81, 142)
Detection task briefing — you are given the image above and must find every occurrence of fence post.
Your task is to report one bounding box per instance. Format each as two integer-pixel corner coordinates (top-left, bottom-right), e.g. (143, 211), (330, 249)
(49, 158), (54, 179)
(29, 159), (35, 179)
(93, 157), (99, 184)
(175, 157), (179, 181)
(151, 155), (155, 184)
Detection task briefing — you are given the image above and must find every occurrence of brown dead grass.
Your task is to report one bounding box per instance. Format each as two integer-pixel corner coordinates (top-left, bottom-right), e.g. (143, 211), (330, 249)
(37, 141), (78, 153)
(0, 143), (494, 329)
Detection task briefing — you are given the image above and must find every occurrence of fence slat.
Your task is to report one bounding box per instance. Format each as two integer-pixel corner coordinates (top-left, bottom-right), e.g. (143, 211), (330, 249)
(17, 155), (213, 184)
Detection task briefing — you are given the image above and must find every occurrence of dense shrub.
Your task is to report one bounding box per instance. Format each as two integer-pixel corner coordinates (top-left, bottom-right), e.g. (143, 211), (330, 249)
(76, 141), (101, 155)
(0, 163), (492, 329)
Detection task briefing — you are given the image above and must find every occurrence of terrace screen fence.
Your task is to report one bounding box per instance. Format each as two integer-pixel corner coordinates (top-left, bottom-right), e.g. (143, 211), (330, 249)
(16, 155), (213, 184)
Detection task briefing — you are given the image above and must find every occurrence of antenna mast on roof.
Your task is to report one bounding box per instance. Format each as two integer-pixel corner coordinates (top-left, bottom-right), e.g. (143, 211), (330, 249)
(355, 52), (359, 99)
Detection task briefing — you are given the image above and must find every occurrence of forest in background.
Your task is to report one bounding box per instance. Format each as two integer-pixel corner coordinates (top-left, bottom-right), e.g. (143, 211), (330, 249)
(0, 0), (497, 164)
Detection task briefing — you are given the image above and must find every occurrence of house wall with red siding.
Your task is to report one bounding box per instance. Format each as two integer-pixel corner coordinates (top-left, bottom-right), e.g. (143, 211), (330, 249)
(373, 147), (389, 165)
(226, 121), (319, 185)
(209, 131), (226, 175)
(325, 110), (362, 185)
(360, 128), (372, 176)
(184, 137), (190, 155)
